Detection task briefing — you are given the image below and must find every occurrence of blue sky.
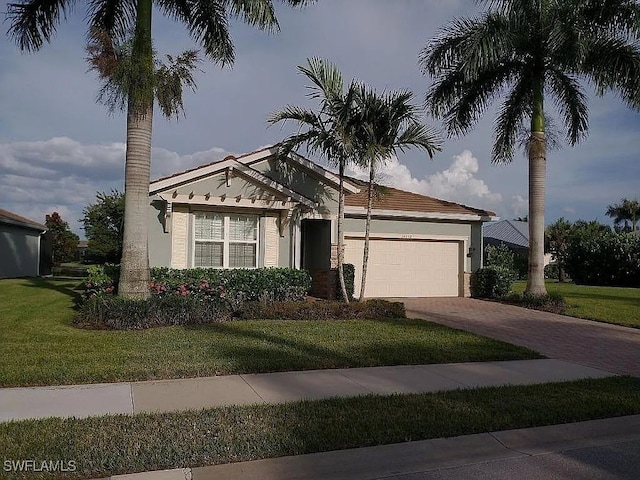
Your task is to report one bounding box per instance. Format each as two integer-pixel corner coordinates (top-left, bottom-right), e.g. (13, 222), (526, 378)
(1, 0), (638, 236)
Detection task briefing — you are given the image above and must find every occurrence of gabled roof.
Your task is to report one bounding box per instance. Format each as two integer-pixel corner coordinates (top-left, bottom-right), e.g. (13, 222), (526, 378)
(344, 178), (496, 221)
(149, 157), (316, 208)
(150, 145), (360, 196)
(483, 219), (529, 248)
(0, 208), (46, 231)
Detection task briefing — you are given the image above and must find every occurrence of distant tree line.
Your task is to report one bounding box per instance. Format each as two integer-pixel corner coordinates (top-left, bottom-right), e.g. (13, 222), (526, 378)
(545, 201), (639, 287)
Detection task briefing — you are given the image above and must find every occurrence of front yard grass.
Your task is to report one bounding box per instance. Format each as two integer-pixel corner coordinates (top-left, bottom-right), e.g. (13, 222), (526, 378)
(2, 376), (639, 480)
(0, 278), (540, 387)
(513, 281), (640, 328)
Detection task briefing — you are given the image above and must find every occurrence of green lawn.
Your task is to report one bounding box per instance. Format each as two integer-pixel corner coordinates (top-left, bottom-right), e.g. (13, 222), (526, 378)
(2, 376), (639, 480)
(513, 281), (640, 328)
(0, 278), (540, 387)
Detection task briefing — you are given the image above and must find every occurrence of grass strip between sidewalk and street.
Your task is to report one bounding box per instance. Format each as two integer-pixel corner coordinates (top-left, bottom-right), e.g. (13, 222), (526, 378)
(0, 278), (541, 387)
(2, 376), (640, 479)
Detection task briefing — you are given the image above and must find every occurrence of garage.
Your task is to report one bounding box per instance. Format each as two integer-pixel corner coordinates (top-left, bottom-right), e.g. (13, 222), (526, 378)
(344, 237), (462, 298)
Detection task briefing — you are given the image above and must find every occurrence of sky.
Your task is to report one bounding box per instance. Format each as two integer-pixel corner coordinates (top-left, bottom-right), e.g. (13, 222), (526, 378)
(1, 0), (638, 237)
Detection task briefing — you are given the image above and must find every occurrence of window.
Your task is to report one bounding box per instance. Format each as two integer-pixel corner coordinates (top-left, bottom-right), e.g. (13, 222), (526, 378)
(194, 213), (258, 268)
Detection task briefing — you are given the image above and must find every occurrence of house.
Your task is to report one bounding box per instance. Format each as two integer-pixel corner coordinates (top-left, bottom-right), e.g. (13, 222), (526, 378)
(148, 147), (496, 298)
(483, 219), (552, 266)
(0, 208), (47, 278)
(483, 219), (529, 254)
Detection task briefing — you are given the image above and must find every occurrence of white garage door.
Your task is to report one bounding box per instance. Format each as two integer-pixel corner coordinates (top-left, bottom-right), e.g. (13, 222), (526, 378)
(344, 238), (461, 297)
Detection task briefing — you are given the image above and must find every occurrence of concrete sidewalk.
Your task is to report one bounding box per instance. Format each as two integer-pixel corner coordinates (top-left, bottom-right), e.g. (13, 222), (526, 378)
(0, 359), (613, 422)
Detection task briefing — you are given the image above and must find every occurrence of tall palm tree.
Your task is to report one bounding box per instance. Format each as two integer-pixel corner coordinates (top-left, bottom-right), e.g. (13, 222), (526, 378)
(269, 57), (361, 302)
(355, 87), (440, 300)
(606, 198), (640, 232)
(7, 0), (311, 298)
(420, 0), (640, 296)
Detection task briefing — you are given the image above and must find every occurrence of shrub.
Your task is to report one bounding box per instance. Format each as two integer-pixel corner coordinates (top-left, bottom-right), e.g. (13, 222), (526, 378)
(75, 295), (230, 330)
(504, 292), (566, 314)
(81, 267), (312, 305)
(485, 243), (526, 280)
(82, 264), (118, 300)
(471, 267), (515, 299)
(238, 298), (405, 321)
(544, 262), (559, 280)
(336, 263), (355, 301)
(565, 231), (640, 287)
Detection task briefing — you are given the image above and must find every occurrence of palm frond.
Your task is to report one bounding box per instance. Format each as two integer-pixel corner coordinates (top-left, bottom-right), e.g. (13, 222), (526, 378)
(581, 37), (640, 110)
(546, 68), (589, 145)
(7, 0), (77, 51)
(88, 0), (136, 44)
(222, 0), (279, 33)
(492, 72), (534, 164)
(267, 105), (324, 130)
(298, 57), (344, 103)
(158, 0), (234, 65)
(155, 50), (202, 119)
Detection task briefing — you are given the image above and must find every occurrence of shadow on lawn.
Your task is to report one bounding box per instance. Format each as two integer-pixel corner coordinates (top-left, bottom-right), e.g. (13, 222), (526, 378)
(184, 322), (355, 370)
(24, 277), (83, 306)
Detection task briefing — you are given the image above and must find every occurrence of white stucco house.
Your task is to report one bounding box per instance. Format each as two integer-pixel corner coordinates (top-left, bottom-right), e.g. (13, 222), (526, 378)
(148, 146), (496, 298)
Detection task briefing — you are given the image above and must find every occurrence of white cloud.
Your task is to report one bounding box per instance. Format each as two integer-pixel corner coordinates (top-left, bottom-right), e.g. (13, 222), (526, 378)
(346, 150), (503, 212)
(0, 138), (232, 236)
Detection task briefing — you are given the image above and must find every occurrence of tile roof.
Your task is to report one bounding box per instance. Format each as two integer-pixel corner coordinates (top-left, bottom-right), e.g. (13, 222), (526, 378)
(0, 208), (46, 230)
(483, 220), (529, 248)
(344, 178), (496, 217)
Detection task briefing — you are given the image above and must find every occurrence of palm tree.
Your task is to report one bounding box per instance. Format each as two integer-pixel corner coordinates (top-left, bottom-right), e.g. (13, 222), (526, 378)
(606, 198), (640, 232)
(420, 0), (640, 296)
(545, 217), (572, 282)
(355, 86), (440, 300)
(7, 0), (311, 298)
(269, 57), (361, 302)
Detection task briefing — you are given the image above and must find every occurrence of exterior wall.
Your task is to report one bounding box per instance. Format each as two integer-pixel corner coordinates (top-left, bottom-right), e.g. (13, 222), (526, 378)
(148, 198), (292, 269)
(470, 222), (484, 271)
(252, 158), (340, 216)
(0, 224), (41, 278)
(148, 198), (171, 267)
(278, 228), (291, 268)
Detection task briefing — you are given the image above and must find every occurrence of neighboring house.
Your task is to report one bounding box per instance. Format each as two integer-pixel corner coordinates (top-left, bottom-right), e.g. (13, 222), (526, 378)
(483, 219), (552, 266)
(148, 146), (496, 298)
(0, 208), (47, 278)
(76, 240), (89, 261)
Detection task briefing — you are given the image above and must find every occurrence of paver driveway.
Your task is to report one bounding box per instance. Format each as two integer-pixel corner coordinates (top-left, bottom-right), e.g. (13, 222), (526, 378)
(399, 298), (640, 377)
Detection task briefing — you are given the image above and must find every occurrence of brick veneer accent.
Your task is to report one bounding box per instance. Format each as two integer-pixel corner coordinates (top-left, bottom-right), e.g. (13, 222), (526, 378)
(463, 272), (471, 297)
(309, 269), (337, 300)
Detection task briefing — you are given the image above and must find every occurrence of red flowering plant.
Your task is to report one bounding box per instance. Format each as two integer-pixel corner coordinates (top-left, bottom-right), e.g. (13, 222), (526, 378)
(82, 265), (117, 301)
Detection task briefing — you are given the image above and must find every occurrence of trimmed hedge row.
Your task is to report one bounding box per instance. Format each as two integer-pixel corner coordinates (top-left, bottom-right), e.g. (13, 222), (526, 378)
(239, 298), (405, 321)
(82, 265), (312, 303)
(75, 297), (406, 330)
(76, 295), (229, 330)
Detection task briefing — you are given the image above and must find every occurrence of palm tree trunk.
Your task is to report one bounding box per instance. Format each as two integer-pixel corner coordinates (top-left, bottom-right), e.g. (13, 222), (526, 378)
(359, 160), (375, 301)
(118, 0), (154, 299)
(525, 82), (548, 296)
(337, 160), (349, 303)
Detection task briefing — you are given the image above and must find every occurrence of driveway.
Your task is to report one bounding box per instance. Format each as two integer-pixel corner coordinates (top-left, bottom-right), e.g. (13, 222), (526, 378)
(399, 298), (640, 377)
